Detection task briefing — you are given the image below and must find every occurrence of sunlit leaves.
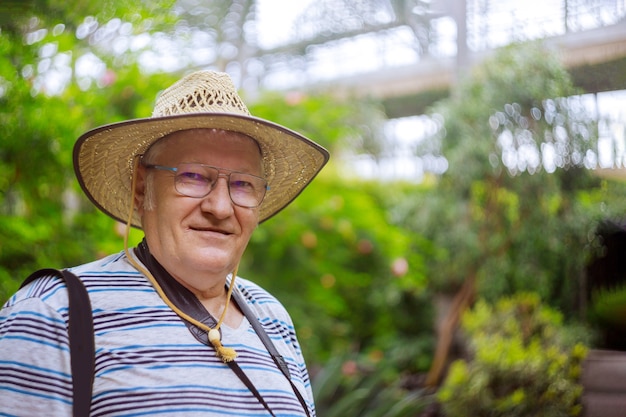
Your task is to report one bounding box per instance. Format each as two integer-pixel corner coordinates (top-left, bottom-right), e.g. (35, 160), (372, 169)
(438, 294), (589, 417)
(491, 95), (600, 176)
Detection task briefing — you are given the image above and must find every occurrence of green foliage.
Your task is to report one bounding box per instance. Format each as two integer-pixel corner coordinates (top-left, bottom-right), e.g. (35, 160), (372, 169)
(0, 1), (179, 299)
(438, 293), (590, 417)
(398, 41), (626, 319)
(313, 353), (434, 417)
(248, 91), (386, 155)
(0, 63), (175, 300)
(241, 172), (436, 368)
(244, 91), (438, 369)
(0, 0), (177, 35)
(588, 284), (626, 329)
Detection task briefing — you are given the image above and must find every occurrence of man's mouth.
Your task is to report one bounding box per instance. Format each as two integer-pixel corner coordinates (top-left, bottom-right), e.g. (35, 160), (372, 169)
(190, 226), (231, 235)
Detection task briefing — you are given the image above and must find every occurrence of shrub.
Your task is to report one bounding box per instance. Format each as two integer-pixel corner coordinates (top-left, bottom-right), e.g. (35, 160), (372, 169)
(313, 353), (434, 417)
(438, 293), (588, 417)
(588, 284), (626, 329)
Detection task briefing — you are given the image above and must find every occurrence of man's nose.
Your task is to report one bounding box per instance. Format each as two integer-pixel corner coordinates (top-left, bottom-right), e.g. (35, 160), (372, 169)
(200, 177), (234, 217)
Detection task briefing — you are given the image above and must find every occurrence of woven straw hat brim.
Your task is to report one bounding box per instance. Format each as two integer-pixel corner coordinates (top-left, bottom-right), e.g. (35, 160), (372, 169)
(73, 112), (329, 227)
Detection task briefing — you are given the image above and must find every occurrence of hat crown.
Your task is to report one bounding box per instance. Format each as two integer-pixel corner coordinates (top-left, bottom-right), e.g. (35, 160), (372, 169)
(152, 71), (251, 118)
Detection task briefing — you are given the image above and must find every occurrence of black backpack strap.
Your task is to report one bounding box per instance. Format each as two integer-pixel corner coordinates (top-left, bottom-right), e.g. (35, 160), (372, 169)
(21, 268), (95, 417)
(232, 290), (311, 417)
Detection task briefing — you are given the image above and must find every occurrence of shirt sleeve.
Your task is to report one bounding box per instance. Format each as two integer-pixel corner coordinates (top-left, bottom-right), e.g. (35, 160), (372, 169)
(0, 293), (74, 416)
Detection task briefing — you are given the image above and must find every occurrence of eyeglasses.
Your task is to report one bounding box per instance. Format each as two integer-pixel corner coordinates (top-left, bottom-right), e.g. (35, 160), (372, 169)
(144, 163), (269, 208)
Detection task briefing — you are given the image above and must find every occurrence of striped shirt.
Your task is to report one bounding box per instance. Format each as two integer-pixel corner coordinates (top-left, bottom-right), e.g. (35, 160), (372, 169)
(0, 251), (315, 416)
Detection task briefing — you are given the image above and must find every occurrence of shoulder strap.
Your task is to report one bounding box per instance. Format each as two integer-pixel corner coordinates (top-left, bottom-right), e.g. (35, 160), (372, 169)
(225, 360), (277, 416)
(232, 290), (311, 417)
(21, 268), (95, 417)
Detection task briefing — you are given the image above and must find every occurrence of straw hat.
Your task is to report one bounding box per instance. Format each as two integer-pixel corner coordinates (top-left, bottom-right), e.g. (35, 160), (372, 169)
(73, 71), (330, 227)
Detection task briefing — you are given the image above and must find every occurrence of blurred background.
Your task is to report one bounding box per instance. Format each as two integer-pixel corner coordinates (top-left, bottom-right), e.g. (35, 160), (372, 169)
(2, 1), (626, 415)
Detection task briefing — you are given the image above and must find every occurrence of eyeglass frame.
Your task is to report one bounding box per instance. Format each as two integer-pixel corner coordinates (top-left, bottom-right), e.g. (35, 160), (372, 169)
(142, 162), (269, 208)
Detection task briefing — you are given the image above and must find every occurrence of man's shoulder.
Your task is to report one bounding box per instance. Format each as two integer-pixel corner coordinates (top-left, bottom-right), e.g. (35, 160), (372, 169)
(235, 277), (293, 321)
(69, 250), (134, 276)
(235, 277), (279, 303)
(3, 250), (134, 309)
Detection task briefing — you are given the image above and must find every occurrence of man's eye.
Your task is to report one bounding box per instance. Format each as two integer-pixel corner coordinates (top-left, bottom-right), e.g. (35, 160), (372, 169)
(231, 179), (254, 190)
(230, 180), (253, 189)
(179, 172), (207, 182)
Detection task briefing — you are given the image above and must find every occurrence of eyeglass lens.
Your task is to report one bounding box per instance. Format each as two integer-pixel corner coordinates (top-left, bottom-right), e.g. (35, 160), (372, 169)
(174, 163), (267, 208)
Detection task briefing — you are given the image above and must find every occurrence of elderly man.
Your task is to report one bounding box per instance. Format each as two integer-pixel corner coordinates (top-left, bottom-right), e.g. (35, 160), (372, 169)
(0, 71), (329, 416)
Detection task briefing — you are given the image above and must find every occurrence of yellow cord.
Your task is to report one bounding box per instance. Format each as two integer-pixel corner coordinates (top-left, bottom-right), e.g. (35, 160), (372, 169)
(123, 156), (238, 362)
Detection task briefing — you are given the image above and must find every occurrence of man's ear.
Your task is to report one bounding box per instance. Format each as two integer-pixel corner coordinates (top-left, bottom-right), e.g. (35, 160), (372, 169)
(134, 164), (147, 216)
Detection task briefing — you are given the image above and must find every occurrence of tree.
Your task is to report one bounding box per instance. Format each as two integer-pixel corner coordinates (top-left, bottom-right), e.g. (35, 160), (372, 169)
(0, 1), (178, 299)
(393, 42), (626, 386)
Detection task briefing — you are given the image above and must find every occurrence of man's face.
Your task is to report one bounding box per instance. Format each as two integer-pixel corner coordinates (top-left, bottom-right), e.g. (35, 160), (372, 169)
(136, 129), (263, 288)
